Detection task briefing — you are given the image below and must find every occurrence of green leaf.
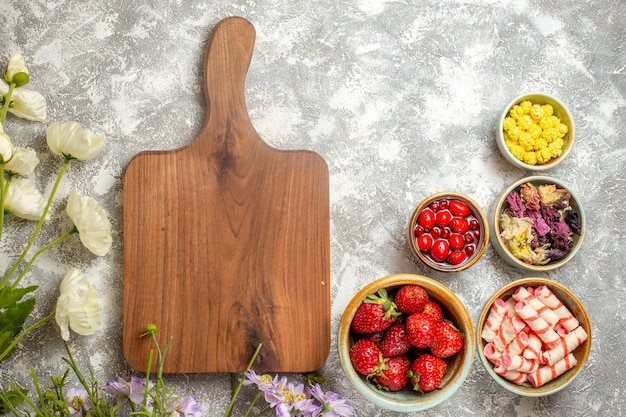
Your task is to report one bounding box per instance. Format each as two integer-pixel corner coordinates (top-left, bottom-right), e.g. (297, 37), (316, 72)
(0, 286), (37, 309)
(0, 389), (28, 413)
(0, 297), (36, 334)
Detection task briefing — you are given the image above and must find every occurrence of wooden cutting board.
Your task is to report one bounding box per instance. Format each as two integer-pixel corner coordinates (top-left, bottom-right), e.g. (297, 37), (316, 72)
(122, 16), (330, 373)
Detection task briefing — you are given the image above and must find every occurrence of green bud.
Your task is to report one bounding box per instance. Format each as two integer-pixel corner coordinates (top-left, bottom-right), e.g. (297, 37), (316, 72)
(141, 323), (159, 337)
(10, 71), (29, 87)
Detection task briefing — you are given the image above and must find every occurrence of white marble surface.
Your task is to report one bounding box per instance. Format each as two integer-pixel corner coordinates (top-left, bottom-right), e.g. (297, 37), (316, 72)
(1, 0), (625, 415)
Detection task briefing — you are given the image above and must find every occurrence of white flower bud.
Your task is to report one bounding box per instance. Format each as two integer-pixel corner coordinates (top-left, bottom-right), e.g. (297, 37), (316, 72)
(55, 268), (102, 341)
(46, 121), (105, 160)
(4, 52), (29, 87)
(0, 124), (15, 162)
(66, 190), (112, 256)
(4, 177), (47, 221)
(4, 146), (39, 175)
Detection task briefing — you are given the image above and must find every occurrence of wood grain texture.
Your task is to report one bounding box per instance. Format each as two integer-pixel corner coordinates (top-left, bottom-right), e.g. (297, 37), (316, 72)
(122, 16), (330, 373)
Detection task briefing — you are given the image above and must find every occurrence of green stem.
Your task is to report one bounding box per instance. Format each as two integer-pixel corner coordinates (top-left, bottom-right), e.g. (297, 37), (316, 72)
(0, 82), (15, 126)
(243, 391), (262, 417)
(0, 167), (7, 241)
(0, 312), (55, 363)
(1, 157), (71, 287)
(10, 227), (77, 289)
(224, 343), (263, 417)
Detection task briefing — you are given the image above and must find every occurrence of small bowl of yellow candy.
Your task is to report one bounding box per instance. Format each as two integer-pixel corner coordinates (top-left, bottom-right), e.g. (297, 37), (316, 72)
(497, 93), (575, 171)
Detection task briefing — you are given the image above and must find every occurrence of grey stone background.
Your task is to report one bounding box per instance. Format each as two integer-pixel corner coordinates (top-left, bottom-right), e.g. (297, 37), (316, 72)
(0, 0), (624, 415)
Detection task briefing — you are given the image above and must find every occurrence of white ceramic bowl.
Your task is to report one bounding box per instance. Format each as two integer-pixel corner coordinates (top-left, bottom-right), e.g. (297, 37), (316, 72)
(490, 176), (585, 272)
(338, 274), (475, 412)
(477, 277), (591, 396)
(497, 92), (575, 171)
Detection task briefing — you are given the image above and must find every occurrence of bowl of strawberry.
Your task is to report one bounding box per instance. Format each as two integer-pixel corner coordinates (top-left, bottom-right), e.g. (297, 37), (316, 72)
(337, 274), (475, 412)
(408, 192), (489, 272)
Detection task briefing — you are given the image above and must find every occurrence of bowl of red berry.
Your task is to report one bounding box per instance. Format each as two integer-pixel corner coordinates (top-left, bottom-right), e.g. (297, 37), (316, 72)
(337, 273), (475, 412)
(477, 277), (591, 396)
(408, 192), (489, 272)
(490, 176), (585, 272)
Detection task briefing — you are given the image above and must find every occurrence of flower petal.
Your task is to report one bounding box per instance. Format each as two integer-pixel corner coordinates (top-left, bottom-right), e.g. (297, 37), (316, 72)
(4, 177), (47, 221)
(4, 146), (39, 175)
(46, 121), (105, 160)
(66, 190), (112, 256)
(55, 268), (102, 341)
(8, 87), (47, 122)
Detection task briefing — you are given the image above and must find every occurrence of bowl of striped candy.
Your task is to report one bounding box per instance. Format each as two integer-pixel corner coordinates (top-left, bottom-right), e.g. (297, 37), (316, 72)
(477, 277), (591, 396)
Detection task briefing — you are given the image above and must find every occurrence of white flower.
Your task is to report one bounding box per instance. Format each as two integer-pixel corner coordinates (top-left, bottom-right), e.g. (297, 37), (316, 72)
(4, 52), (29, 87)
(4, 177), (47, 221)
(46, 121), (105, 160)
(0, 81), (47, 122)
(0, 123), (14, 162)
(3, 146), (39, 175)
(55, 268), (102, 341)
(66, 190), (112, 256)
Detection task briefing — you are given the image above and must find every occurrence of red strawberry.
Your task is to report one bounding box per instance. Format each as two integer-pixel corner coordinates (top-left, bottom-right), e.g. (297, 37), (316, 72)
(351, 289), (399, 333)
(394, 284), (428, 314)
(430, 320), (464, 358)
(421, 299), (443, 322)
(357, 330), (385, 346)
(379, 323), (412, 357)
(405, 313), (438, 349)
(374, 355), (411, 392)
(409, 354), (447, 393)
(349, 339), (385, 376)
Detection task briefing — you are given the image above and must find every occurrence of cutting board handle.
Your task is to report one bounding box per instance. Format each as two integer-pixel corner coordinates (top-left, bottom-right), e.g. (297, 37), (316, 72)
(196, 16), (258, 152)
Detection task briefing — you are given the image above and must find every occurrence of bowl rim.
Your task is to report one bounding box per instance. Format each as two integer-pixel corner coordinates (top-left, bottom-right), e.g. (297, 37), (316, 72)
(408, 192), (490, 272)
(476, 277), (592, 396)
(496, 92), (576, 171)
(337, 273), (475, 412)
(490, 175), (585, 272)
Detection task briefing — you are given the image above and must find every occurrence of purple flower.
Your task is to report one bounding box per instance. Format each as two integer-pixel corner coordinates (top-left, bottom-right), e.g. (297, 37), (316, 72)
(243, 370), (276, 392)
(64, 387), (91, 416)
(307, 384), (355, 417)
(505, 191), (527, 218)
(263, 378), (318, 417)
(103, 376), (151, 407)
(167, 396), (203, 417)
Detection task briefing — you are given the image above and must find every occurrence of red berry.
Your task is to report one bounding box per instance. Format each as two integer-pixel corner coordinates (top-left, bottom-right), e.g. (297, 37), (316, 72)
(380, 323), (412, 357)
(374, 355), (411, 392)
(440, 227), (451, 239)
(409, 354), (447, 393)
(417, 234), (433, 252)
(430, 320), (464, 358)
(413, 225), (424, 237)
(449, 217), (469, 233)
(465, 244), (475, 257)
(349, 339), (385, 376)
(464, 232), (475, 244)
(395, 284), (429, 314)
(438, 199), (449, 210)
(469, 219), (480, 230)
(448, 249), (467, 265)
(429, 239), (450, 263)
(435, 210), (451, 228)
(448, 200), (470, 218)
(421, 299), (443, 322)
(406, 313), (438, 349)
(417, 209), (435, 230)
(431, 227), (441, 239)
(448, 233), (464, 250)
(351, 289), (399, 333)
(428, 201), (439, 211)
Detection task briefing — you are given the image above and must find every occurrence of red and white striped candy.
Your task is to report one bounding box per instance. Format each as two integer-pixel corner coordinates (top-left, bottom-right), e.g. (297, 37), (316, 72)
(483, 342), (502, 363)
(493, 314), (526, 352)
(512, 286), (560, 328)
(515, 299), (561, 349)
(493, 359), (528, 385)
(543, 326), (588, 366)
(522, 332), (546, 365)
(502, 353), (539, 373)
(528, 353), (577, 388)
(534, 285), (580, 331)
(481, 298), (508, 343)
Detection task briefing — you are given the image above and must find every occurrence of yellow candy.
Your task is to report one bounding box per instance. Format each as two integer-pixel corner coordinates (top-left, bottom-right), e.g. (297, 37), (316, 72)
(503, 100), (568, 165)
